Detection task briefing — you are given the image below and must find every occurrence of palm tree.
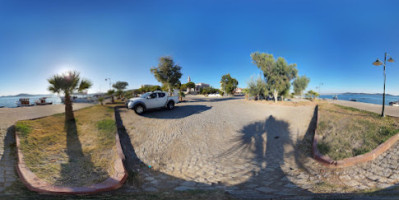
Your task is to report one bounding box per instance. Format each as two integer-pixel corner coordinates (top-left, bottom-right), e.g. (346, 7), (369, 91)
(48, 71), (92, 121)
(107, 89), (115, 104)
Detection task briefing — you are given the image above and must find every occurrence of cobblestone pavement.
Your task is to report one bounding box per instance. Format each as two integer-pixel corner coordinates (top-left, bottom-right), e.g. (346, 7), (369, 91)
(117, 98), (321, 198)
(116, 97), (399, 198)
(0, 103), (93, 194)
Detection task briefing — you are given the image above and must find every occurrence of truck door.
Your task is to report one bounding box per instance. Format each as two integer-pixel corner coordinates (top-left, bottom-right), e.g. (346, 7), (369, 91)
(156, 92), (167, 107)
(146, 92), (158, 109)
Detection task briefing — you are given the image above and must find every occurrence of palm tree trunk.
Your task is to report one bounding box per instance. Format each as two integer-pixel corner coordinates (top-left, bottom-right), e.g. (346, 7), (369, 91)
(64, 93), (75, 121)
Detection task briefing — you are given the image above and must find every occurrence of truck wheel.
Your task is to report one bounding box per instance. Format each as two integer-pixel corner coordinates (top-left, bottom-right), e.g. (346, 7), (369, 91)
(134, 105), (145, 114)
(167, 101), (175, 110)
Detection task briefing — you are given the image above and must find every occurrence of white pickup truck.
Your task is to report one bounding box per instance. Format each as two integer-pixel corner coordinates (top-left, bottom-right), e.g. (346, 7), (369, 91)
(126, 91), (179, 114)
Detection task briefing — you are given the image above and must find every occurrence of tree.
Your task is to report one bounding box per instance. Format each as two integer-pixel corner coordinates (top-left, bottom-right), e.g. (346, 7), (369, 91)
(112, 81), (129, 99)
(251, 52), (298, 102)
(186, 82), (195, 92)
(107, 89), (115, 103)
(136, 85), (161, 94)
(220, 74), (239, 95)
(180, 84), (187, 92)
(98, 97), (104, 105)
(306, 90), (319, 100)
(247, 75), (267, 100)
(150, 85), (162, 92)
(201, 87), (220, 95)
(123, 90), (134, 99)
(112, 81), (128, 91)
(179, 91), (185, 101)
(48, 71), (92, 121)
(150, 56), (182, 95)
(292, 76), (310, 98)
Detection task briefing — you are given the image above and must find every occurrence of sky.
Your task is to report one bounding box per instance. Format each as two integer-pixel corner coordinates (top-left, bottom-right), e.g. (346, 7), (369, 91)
(0, 0), (399, 96)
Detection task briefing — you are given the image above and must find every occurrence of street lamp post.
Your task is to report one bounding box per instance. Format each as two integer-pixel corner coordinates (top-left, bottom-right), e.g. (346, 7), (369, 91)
(372, 52), (395, 117)
(315, 83), (323, 99)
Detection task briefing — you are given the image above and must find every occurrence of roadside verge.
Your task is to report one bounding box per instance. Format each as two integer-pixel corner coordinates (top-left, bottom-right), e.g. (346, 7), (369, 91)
(15, 126), (127, 194)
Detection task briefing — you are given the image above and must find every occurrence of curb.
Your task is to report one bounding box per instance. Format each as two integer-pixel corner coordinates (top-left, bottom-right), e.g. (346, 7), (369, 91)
(312, 105), (399, 168)
(15, 126), (128, 194)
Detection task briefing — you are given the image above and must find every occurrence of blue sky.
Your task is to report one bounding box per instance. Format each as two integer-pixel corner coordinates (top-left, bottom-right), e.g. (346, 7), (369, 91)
(0, 0), (399, 96)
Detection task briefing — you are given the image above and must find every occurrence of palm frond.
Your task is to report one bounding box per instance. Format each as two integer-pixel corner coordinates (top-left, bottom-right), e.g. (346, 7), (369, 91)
(78, 79), (92, 93)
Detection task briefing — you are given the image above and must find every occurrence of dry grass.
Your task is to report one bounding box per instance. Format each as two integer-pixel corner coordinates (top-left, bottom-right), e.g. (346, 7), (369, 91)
(317, 103), (399, 160)
(16, 105), (117, 186)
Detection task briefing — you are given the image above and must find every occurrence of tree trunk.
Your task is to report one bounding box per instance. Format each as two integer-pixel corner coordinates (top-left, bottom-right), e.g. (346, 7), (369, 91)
(64, 93), (75, 121)
(168, 84), (172, 96)
(273, 90), (278, 103)
(111, 95), (114, 103)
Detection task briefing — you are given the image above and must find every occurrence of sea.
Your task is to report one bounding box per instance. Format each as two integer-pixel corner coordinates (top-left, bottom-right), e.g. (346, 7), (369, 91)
(320, 93), (399, 105)
(0, 95), (62, 108)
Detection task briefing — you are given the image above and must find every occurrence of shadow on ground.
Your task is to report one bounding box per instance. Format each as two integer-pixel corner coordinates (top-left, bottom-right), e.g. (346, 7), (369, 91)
(0, 126), (18, 192)
(219, 115), (312, 197)
(55, 120), (108, 186)
(140, 105), (212, 119)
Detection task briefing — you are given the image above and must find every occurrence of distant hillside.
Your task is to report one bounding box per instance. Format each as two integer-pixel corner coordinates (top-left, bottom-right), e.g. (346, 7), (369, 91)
(1, 93), (49, 97)
(341, 92), (398, 97)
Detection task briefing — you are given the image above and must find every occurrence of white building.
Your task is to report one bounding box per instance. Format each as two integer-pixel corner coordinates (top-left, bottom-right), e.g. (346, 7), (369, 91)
(195, 83), (210, 93)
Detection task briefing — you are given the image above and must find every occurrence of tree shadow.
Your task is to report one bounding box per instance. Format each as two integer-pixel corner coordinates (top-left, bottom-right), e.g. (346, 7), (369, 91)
(293, 106), (318, 174)
(0, 126), (18, 190)
(140, 105), (212, 119)
(114, 106), (141, 184)
(55, 120), (108, 186)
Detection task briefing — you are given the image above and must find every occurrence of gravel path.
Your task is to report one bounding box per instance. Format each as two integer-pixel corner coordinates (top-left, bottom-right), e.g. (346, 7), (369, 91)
(0, 103), (93, 193)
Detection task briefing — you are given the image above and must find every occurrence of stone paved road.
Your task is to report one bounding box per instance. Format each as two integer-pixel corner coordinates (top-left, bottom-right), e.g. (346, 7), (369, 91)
(118, 97), (324, 197)
(0, 103), (93, 193)
(117, 97), (399, 198)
